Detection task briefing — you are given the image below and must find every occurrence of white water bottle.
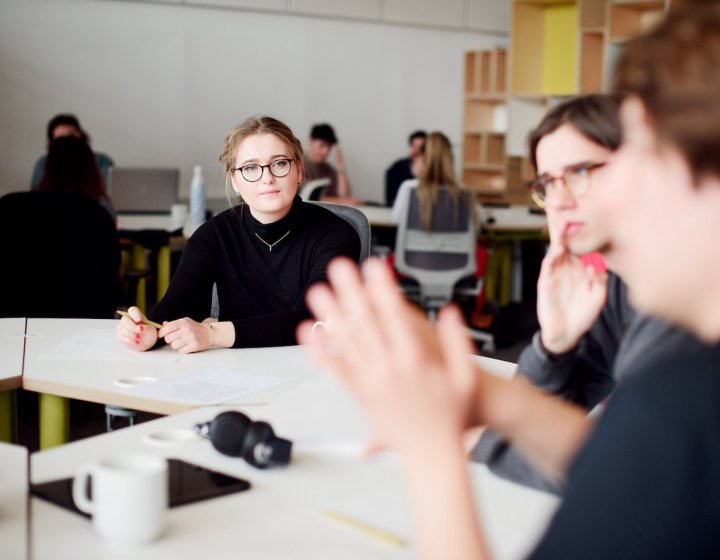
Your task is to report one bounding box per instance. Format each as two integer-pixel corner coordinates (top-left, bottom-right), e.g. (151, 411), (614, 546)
(189, 165), (206, 226)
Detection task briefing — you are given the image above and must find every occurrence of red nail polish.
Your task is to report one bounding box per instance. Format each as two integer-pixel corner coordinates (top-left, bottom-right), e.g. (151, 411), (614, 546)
(139, 325), (144, 333)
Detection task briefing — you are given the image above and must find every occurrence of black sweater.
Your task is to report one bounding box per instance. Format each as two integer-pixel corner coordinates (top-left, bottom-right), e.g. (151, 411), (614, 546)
(149, 197), (360, 348)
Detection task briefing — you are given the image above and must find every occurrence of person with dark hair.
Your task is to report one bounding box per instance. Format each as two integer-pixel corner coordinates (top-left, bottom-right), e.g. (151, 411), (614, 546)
(37, 136), (117, 224)
(31, 113), (113, 190)
(299, 4), (720, 558)
(117, 116), (360, 354)
(303, 123), (360, 204)
(472, 94), (700, 493)
(384, 130), (426, 206)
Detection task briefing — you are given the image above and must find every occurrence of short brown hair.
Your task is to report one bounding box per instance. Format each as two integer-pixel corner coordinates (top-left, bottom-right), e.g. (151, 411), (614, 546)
(528, 95), (622, 172)
(612, 3), (720, 181)
(219, 116), (304, 191)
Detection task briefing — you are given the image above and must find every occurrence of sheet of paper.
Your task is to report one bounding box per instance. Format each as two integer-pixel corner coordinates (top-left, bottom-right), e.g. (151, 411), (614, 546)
(39, 328), (179, 364)
(126, 368), (290, 405)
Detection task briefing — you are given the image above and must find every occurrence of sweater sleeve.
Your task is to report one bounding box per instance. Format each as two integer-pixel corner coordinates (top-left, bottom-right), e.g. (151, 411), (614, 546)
(472, 273), (630, 490)
(229, 219), (360, 348)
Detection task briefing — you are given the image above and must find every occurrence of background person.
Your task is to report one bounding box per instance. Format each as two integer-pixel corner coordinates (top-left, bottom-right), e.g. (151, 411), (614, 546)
(31, 113), (113, 191)
(303, 123), (361, 204)
(117, 115), (360, 353)
(384, 129), (426, 207)
(36, 135), (117, 224)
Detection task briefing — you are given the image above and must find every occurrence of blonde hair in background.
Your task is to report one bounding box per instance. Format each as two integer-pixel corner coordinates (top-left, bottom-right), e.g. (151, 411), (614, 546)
(218, 116), (305, 207)
(416, 131), (462, 230)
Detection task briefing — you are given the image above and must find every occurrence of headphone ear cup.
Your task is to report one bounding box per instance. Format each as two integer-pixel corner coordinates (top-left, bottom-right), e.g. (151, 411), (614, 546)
(208, 411), (251, 457)
(241, 421), (274, 468)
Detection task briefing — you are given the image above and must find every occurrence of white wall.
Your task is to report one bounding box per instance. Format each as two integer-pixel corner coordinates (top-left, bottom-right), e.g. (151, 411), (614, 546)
(0, 0), (507, 202)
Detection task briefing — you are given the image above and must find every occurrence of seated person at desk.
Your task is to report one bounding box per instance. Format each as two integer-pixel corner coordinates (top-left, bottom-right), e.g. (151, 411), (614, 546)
(299, 7), (720, 557)
(384, 129), (426, 207)
(303, 123), (362, 205)
(36, 135), (118, 224)
(391, 131), (488, 315)
(472, 95), (700, 493)
(31, 113), (113, 191)
(116, 116), (360, 353)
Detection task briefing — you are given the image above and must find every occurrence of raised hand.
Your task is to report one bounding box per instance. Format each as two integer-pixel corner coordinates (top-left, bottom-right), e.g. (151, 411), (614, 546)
(536, 210), (609, 354)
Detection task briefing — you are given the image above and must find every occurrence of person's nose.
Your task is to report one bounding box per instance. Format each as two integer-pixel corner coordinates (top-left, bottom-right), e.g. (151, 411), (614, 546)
(260, 165), (275, 185)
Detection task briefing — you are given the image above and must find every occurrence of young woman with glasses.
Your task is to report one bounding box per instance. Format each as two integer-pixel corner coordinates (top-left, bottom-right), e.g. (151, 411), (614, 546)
(117, 116), (360, 353)
(473, 95), (700, 493)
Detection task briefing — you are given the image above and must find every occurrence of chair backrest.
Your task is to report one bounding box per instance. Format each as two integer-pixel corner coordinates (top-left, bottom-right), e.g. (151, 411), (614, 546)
(309, 201), (371, 262)
(299, 178), (330, 202)
(394, 186), (476, 308)
(0, 192), (121, 319)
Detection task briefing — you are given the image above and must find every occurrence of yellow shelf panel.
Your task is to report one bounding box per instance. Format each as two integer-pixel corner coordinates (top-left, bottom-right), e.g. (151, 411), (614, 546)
(542, 3), (578, 95)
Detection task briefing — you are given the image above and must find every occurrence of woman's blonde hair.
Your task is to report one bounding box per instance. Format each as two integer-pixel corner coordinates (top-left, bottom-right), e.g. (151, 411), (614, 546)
(218, 116), (304, 205)
(416, 132), (462, 230)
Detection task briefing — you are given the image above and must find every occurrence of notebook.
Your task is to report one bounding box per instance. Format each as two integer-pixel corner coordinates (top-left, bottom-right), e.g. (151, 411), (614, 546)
(109, 167), (179, 214)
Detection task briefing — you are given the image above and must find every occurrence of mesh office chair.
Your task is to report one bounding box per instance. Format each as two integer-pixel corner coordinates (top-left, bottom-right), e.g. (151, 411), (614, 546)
(0, 191), (122, 448)
(394, 186), (494, 351)
(299, 178), (330, 202)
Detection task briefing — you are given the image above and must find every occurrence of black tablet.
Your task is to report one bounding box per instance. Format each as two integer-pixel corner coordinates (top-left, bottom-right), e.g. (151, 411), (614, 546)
(31, 458), (251, 518)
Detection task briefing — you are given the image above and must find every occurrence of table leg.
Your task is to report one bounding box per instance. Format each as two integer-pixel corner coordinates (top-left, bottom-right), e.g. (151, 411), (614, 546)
(157, 245), (171, 302)
(0, 390), (18, 443)
(39, 393), (69, 449)
(132, 244), (147, 314)
(498, 242), (513, 306)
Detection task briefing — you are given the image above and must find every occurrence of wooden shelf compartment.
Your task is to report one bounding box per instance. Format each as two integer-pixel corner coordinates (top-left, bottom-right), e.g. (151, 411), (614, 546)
(465, 48), (508, 95)
(580, 0), (606, 29)
(464, 99), (509, 133)
(579, 30), (605, 93)
(464, 132), (507, 167)
(608, 1), (665, 42)
(510, 1), (579, 96)
(462, 169), (507, 192)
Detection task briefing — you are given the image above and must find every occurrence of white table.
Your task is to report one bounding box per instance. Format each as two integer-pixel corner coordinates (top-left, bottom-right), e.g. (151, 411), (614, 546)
(0, 442), (28, 559)
(356, 205), (394, 228)
(31, 404), (558, 560)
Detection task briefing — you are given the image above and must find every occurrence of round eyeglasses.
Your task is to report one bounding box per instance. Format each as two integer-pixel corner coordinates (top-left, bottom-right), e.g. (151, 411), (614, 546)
(528, 161), (607, 208)
(233, 159), (294, 182)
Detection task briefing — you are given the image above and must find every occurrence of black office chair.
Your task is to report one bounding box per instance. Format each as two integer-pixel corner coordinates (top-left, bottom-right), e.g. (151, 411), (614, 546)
(0, 191), (122, 448)
(0, 191), (121, 318)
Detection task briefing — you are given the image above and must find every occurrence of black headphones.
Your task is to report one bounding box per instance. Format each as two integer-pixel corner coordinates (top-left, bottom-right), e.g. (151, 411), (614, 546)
(194, 411), (292, 469)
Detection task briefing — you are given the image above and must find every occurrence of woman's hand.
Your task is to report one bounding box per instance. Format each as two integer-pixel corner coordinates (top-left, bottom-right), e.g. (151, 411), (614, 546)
(537, 212), (608, 355)
(298, 258), (478, 456)
(158, 318), (215, 354)
(116, 306), (158, 352)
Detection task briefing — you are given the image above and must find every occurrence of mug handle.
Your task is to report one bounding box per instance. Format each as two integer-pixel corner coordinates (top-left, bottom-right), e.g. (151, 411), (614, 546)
(72, 463), (96, 514)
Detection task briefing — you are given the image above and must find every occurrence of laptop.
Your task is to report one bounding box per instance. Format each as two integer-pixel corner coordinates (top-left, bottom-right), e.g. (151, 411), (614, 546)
(109, 167), (179, 214)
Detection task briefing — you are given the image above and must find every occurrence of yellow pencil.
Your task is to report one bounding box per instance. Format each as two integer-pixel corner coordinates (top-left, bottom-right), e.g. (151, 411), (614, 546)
(116, 310), (163, 330)
(323, 508), (407, 548)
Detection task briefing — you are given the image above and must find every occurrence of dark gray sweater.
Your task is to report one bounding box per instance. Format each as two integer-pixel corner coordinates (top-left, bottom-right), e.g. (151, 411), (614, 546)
(472, 272), (702, 493)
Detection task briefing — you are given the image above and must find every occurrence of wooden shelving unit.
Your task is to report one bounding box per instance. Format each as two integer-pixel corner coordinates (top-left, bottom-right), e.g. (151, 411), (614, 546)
(462, 48), (509, 203)
(462, 1), (677, 205)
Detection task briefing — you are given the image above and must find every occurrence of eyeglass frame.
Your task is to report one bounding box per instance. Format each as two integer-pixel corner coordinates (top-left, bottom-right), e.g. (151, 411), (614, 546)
(528, 161), (607, 208)
(233, 158), (295, 182)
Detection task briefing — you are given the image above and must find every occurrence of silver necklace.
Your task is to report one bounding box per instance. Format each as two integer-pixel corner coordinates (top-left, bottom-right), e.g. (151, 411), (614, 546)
(254, 230), (291, 252)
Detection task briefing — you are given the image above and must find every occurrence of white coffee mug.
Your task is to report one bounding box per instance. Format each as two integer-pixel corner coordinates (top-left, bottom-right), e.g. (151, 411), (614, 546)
(170, 203), (188, 229)
(72, 454), (168, 546)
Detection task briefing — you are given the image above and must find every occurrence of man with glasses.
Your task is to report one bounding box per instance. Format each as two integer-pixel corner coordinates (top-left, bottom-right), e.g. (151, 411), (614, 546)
(472, 95), (700, 493)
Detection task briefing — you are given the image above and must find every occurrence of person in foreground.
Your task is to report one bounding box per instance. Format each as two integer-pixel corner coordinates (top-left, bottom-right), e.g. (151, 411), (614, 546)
(473, 94), (700, 494)
(299, 5), (720, 558)
(117, 116), (360, 353)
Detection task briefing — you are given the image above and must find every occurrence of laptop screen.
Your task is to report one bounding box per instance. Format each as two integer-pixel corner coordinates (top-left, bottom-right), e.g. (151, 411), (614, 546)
(109, 168), (179, 214)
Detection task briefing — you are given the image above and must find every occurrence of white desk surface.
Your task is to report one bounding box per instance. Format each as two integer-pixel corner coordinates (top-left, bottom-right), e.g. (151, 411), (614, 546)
(21, 318), (517, 415)
(31, 404), (558, 560)
(356, 205), (394, 228)
(117, 214), (176, 231)
(0, 442), (28, 560)
(0, 317), (26, 391)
